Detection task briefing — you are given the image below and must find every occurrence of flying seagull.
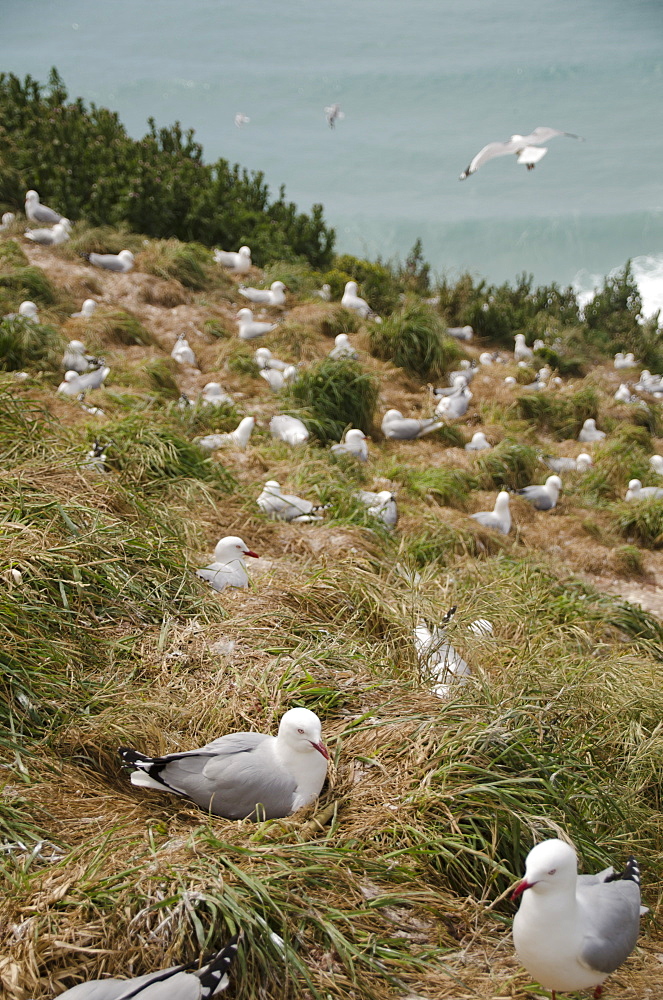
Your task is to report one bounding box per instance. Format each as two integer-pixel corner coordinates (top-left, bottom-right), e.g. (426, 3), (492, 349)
(324, 104), (345, 129)
(460, 127), (584, 179)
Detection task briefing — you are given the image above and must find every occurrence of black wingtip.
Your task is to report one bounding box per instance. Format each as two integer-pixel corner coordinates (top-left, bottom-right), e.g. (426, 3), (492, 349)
(118, 746), (147, 765)
(604, 855), (641, 887)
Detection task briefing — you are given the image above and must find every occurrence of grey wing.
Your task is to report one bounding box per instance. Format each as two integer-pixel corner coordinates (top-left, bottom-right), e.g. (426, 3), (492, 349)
(57, 968), (186, 1000)
(518, 486), (550, 508)
(357, 490), (381, 505)
(461, 139), (517, 177)
(196, 564), (229, 591)
(282, 493), (314, 516)
(415, 419), (443, 437)
(578, 881), (641, 974)
(33, 204), (62, 224)
(470, 511), (492, 527)
(526, 126), (583, 144)
(384, 418), (417, 438)
(89, 253), (124, 271)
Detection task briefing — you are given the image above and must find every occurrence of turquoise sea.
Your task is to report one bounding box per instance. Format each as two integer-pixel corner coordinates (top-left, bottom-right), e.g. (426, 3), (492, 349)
(2, 0), (663, 311)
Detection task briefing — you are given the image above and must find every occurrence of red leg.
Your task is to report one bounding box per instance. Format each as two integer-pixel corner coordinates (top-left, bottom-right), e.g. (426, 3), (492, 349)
(593, 987), (603, 999)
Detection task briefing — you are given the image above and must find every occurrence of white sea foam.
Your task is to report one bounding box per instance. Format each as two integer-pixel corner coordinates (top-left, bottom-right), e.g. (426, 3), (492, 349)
(574, 254), (663, 324)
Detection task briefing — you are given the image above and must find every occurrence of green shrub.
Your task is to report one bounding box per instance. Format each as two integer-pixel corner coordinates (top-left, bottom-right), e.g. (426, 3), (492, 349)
(613, 499), (663, 549)
(319, 307), (360, 340)
(0, 265), (58, 305)
(284, 357), (378, 443)
(0, 69), (335, 268)
(369, 301), (463, 380)
(86, 309), (154, 346)
(145, 358), (181, 398)
(387, 465), (476, 510)
(513, 387), (598, 440)
(138, 239), (221, 290)
(0, 316), (64, 371)
(476, 440), (540, 490)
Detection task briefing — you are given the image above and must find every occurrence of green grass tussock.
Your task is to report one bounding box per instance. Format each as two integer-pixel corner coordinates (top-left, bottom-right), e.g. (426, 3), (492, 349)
(613, 499), (663, 549)
(138, 239), (222, 291)
(284, 357), (379, 443)
(388, 465), (477, 510)
(369, 301), (464, 380)
(476, 439), (540, 490)
(84, 308), (154, 347)
(513, 386), (599, 440)
(0, 316), (65, 372)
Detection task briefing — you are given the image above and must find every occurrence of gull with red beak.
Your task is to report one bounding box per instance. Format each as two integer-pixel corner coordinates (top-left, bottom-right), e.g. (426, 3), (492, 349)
(119, 708), (329, 820)
(512, 838), (644, 1000)
(196, 535), (259, 591)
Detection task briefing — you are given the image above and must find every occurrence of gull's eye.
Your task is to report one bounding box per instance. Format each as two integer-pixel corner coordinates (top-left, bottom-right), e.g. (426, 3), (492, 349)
(547, 868), (557, 875)
(297, 728), (305, 734)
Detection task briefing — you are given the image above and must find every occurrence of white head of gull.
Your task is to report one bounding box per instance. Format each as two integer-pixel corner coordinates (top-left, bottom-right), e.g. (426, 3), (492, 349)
(196, 535), (259, 592)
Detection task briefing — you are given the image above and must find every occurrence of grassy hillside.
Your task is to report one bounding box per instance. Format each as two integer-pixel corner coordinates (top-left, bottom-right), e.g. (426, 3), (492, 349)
(1, 220), (663, 1000)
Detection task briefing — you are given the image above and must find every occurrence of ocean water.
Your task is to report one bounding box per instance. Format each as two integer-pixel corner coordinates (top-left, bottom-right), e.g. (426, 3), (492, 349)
(2, 0), (663, 312)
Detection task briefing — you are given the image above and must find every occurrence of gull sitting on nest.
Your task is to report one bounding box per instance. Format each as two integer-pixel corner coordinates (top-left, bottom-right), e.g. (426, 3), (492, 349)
(198, 416), (255, 451)
(213, 244), (251, 273)
(331, 428), (368, 461)
(196, 535), (259, 591)
(257, 480), (329, 522)
(470, 492), (511, 534)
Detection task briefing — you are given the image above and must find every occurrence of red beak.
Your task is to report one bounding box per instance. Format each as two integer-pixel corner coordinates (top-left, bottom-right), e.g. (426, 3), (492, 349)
(244, 550), (259, 558)
(511, 879), (533, 899)
(311, 740), (330, 760)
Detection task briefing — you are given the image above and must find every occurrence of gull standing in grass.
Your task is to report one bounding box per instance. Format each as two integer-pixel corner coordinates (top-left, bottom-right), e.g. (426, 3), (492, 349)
(542, 453), (592, 473)
(24, 189), (64, 224)
(435, 382), (472, 419)
(331, 428), (368, 461)
(414, 607), (471, 698)
(471, 492), (511, 534)
(355, 489), (398, 528)
(459, 127), (583, 179)
(341, 281), (375, 319)
(381, 409), (444, 440)
(25, 220), (70, 245)
(171, 333), (197, 366)
(62, 340), (92, 374)
(329, 333), (358, 359)
(516, 474), (562, 510)
(314, 283), (332, 301)
(465, 431), (491, 451)
(578, 418), (606, 443)
(512, 838), (643, 1000)
(239, 280), (286, 306)
(270, 414), (309, 445)
(213, 245), (251, 273)
(196, 535), (259, 591)
(85, 249), (135, 272)
(236, 307), (278, 340)
(255, 347), (289, 371)
(119, 707), (329, 819)
(201, 382), (232, 406)
(71, 298), (97, 318)
(54, 937), (239, 1000)
(198, 416), (255, 451)
(257, 480), (327, 522)
(514, 333), (534, 362)
(625, 479), (663, 501)
(260, 365), (297, 390)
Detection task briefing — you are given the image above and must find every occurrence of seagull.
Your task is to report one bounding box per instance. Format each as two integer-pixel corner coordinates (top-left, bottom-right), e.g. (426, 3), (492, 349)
(57, 366), (110, 396)
(171, 333), (197, 367)
(355, 489), (398, 528)
(197, 417), (256, 451)
(10, 300), (39, 322)
(542, 453), (592, 473)
(614, 383), (637, 403)
(381, 409), (444, 440)
(270, 414), (309, 445)
(447, 361), (477, 385)
(24, 189), (64, 224)
(54, 937), (239, 1000)
(341, 281), (375, 319)
(254, 347), (289, 371)
(62, 340), (92, 374)
(330, 428), (369, 461)
(236, 307), (278, 340)
(196, 535), (259, 591)
(234, 112), (250, 128)
(239, 280), (286, 306)
(614, 352), (637, 370)
(82, 440), (108, 473)
(625, 479), (663, 501)
(257, 481), (327, 522)
(0, 212), (15, 230)
(201, 382), (232, 406)
(259, 365), (297, 390)
(512, 838), (643, 1000)
(650, 455), (663, 476)
(71, 298), (97, 318)
(578, 418), (606, 443)
(213, 245), (252, 273)
(470, 491), (511, 534)
(435, 384), (471, 419)
(465, 431), (491, 451)
(516, 474), (562, 511)
(24, 220), (70, 246)
(514, 333), (534, 362)
(414, 608), (471, 698)
(431, 374), (469, 398)
(313, 283), (332, 301)
(85, 249), (135, 272)
(446, 325), (473, 341)
(119, 707), (329, 819)
(324, 103), (345, 128)
(329, 333), (358, 360)
(459, 127), (584, 179)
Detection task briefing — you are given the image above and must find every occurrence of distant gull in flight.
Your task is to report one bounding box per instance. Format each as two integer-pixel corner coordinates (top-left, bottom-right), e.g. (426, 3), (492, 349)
(234, 112), (250, 128)
(459, 127), (584, 179)
(324, 104), (345, 129)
